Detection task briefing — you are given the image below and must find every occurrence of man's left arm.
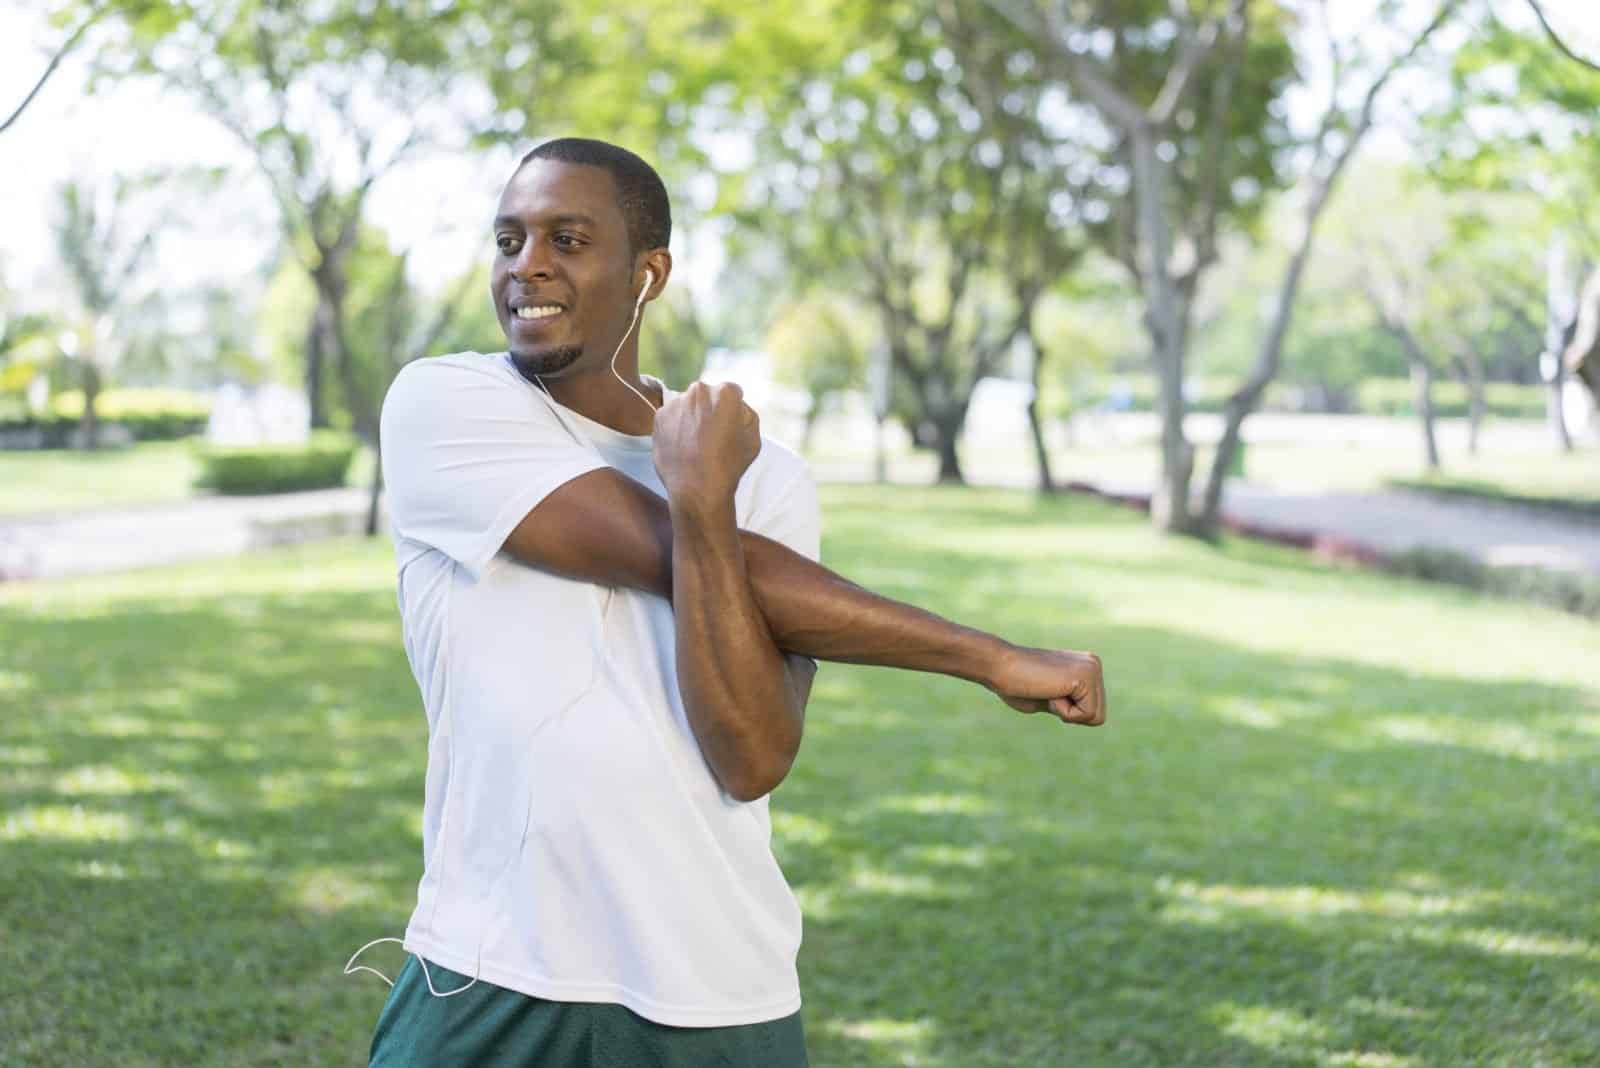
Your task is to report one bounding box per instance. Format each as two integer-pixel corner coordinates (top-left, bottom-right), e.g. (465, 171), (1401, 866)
(655, 383), (814, 803)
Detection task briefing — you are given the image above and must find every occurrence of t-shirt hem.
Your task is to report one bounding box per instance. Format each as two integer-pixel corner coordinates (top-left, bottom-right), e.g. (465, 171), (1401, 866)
(400, 934), (803, 1028)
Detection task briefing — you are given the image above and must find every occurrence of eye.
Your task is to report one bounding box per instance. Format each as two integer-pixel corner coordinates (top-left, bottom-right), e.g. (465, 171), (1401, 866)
(552, 232), (585, 250)
(496, 235), (522, 255)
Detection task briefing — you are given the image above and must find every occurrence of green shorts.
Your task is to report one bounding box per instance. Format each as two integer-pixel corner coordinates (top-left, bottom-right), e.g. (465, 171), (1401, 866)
(368, 956), (809, 1067)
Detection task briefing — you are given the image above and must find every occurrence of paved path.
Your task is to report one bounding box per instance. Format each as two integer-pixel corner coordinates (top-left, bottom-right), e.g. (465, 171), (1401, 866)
(2, 472), (1594, 582)
(1212, 484), (1600, 575)
(0, 487), (374, 581)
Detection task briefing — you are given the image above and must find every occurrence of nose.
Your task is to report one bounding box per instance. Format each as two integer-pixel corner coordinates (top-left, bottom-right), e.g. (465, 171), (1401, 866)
(509, 236), (555, 284)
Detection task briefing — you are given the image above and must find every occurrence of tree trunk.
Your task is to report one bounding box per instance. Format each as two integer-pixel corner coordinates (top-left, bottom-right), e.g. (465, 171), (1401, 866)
(365, 444), (385, 537)
(934, 417), (964, 484)
(305, 312), (327, 430)
(1026, 334), (1055, 494)
(78, 359), (101, 450)
(1410, 359), (1441, 471)
(800, 395), (822, 454)
(1456, 351), (1485, 455)
(1545, 237), (1574, 452)
(1026, 397), (1055, 494)
(1150, 326), (1196, 533)
(873, 413), (888, 484)
(1126, 132), (1197, 534)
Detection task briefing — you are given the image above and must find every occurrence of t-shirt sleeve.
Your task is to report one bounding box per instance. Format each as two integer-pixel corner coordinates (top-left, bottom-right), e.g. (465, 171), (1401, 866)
(380, 357), (609, 579)
(747, 453), (822, 564)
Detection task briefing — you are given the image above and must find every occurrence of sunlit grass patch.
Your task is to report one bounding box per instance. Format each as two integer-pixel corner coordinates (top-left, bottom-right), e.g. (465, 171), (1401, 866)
(2, 485), (1597, 1066)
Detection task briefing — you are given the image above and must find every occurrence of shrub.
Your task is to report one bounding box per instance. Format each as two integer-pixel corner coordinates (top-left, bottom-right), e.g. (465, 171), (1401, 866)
(1384, 547), (1600, 620)
(51, 388), (212, 441)
(194, 431), (358, 495)
(1356, 379), (1545, 420)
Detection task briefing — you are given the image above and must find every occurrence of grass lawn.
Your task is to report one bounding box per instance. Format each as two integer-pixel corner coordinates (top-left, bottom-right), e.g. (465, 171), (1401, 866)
(0, 442), (201, 516)
(2, 485), (1596, 1066)
(0, 442), (377, 517)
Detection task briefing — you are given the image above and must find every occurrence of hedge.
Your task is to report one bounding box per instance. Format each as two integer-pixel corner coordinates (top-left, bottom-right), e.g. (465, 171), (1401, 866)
(0, 388), (212, 446)
(1354, 379), (1545, 420)
(1382, 547), (1600, 620)
(193, 431), (358, 495)
(1091, 375), (1545, 419)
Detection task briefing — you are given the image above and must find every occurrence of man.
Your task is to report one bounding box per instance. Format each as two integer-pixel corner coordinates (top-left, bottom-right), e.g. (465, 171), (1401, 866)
(366, 137), (1105, 1066)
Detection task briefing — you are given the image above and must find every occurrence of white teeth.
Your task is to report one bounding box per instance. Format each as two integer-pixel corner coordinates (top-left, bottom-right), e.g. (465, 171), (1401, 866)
(515, 305), (560, 320)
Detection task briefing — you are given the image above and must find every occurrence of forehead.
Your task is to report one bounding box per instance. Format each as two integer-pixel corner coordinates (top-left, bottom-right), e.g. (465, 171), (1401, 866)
(496, 159), (624, 232)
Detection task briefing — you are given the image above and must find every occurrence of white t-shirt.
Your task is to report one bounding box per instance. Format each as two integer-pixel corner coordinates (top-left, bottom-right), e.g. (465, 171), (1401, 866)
(378, 351), (820, 1027)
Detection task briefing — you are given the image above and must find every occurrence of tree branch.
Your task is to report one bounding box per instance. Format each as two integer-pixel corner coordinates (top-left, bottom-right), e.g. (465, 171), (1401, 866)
(985, 0), (1148, 130)
(1148, 0), (1241, 125)
(0, 3), (108, 137)
(1526, 0), (1600, 74)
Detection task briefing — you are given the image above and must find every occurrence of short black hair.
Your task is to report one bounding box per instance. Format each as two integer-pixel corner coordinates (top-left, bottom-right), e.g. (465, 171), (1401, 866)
(518, 138), (671, 255)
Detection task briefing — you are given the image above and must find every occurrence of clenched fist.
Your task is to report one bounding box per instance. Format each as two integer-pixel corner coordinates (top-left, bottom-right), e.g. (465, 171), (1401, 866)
(987, 645), (1106, 726)
(653, 382), (762, 508)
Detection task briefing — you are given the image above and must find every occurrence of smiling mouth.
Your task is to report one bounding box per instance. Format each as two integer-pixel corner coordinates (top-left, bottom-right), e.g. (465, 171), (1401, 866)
(513, 304), (562, 321)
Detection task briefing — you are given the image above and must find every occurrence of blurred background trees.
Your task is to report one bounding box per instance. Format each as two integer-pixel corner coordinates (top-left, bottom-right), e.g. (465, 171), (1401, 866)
(2, 0), (1595, 525)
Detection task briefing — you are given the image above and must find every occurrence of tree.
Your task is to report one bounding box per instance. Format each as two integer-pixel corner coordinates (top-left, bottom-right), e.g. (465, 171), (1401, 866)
(2, 2), (185, 137)
(766, 292), (872, 451)
(726, 0), (1089, 483)
(49, 177), (157, 448)
(82, 1), (591, 429)
(641, 290), (716, 390)
(994, 0), (1459, 535)
(1430, 4), (1600, 445)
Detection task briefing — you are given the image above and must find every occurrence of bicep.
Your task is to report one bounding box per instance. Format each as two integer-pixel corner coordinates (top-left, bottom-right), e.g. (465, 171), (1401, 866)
(500, 467), (675, 597)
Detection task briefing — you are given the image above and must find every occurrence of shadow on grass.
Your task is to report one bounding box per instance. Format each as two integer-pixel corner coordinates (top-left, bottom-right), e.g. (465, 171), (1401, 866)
(2, 519), (1596, 1066)
(779, 623), (1598, 1067)
(1, 588), (423, 1067)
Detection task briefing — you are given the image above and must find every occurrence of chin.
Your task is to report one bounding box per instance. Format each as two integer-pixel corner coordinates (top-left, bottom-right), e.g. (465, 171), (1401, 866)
(510, 344), (585, 380)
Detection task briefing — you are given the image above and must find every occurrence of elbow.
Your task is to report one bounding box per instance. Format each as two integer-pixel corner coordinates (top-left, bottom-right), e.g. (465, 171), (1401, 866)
(718, 736), (800, 803)
(723, 758), (793, 803)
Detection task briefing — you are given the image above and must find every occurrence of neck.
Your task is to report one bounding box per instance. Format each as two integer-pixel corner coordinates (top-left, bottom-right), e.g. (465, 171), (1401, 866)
(536, 361), (662, 436)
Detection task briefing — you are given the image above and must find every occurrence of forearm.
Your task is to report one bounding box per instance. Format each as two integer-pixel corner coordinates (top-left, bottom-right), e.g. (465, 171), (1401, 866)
(670, 495), (801, 801)
(738, 530), (1012, 688)
(508, 469), (1014, 690)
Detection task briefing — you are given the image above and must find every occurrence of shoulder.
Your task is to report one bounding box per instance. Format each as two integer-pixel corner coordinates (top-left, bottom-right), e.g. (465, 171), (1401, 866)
(753, 434), (811, 488)
(383, 352), (536, 427)
(389, 351), (513, 396)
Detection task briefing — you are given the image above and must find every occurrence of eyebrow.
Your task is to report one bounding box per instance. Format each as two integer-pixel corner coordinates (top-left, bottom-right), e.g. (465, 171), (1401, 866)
(493, 212), (598, 230)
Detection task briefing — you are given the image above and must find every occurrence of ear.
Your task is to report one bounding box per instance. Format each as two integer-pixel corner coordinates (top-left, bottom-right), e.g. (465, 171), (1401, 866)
(636, 249), (672, 303)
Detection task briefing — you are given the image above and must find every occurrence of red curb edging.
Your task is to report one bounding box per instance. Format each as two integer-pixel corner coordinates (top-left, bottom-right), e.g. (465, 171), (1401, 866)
(1061, 480), (1392, 567)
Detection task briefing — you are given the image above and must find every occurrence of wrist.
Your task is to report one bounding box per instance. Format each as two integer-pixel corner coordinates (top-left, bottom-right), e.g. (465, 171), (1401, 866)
(948, 631), (1015, 690)
(667, 486), (737, 532)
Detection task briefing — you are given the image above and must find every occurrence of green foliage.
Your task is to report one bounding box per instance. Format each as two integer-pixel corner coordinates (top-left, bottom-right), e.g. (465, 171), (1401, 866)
(718, 0), (1095, 469)
(1427, 10), (1600, 260)
(48, 388), (211, 440)
(3, 487), (1597, 1065)
(193, 431), (357, 495)
(640, 289), (715, 389)
(1356, 378), (1544, 420)
(0, 388), (211, 446)
(425, 265), (503, 360)
(1384, 546), (1600, 619)
(766, 293), (872, 402)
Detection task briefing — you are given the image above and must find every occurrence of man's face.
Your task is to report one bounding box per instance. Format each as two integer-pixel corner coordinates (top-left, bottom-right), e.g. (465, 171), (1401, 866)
(491, 159), (636, 379)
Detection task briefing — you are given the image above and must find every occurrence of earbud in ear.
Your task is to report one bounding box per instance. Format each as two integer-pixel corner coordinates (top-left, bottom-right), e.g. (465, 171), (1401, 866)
(637, 269), (655, 306)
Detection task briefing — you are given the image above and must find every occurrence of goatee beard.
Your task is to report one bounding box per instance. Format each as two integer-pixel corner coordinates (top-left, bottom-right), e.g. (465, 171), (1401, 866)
(511, 344), (583, 383)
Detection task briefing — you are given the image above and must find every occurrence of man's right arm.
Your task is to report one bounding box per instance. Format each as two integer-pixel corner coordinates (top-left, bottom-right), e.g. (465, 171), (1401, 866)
(503, 466), (1104, 725)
